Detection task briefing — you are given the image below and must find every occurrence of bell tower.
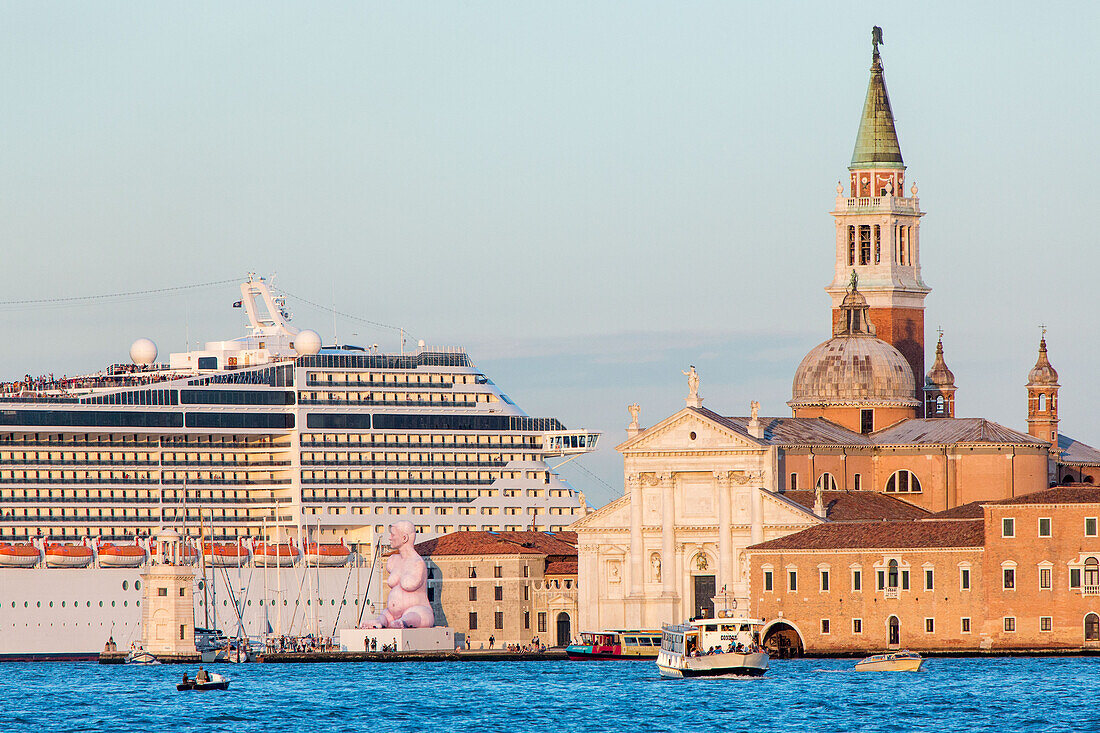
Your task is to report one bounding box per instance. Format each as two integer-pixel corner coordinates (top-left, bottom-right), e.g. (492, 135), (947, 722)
(828, 27), (930, 411)
(1026, 332), (1060, 453)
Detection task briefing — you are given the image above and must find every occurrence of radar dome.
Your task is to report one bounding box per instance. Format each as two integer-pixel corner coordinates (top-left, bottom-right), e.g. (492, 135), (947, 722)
(129, 338), (158, 366)
(295, 329), (322, 356)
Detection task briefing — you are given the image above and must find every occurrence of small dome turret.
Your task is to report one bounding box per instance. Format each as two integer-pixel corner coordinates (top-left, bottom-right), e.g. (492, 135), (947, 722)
(925, 336), (955, 388)
(1027, 336), (1059, 386)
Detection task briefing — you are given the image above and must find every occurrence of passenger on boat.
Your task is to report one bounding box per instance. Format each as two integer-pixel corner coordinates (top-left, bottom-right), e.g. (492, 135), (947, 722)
(196, 667), (209, 683)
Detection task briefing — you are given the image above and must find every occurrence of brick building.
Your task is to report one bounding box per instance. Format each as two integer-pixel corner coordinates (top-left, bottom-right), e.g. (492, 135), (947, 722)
(414, 530), (577, 648)
(747, 487), (1100, 654)
(573, 30), (1100, 638)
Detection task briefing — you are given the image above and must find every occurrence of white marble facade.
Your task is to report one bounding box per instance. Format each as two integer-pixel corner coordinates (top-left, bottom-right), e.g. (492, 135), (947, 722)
(572, 405), (824, 633)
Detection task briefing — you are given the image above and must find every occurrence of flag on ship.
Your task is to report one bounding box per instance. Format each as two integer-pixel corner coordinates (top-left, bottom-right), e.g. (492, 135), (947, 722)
(232, 300), (243, 308)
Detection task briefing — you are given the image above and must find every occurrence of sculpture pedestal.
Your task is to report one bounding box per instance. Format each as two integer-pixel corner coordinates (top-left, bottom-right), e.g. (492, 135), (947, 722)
(340, 627), (457, 652)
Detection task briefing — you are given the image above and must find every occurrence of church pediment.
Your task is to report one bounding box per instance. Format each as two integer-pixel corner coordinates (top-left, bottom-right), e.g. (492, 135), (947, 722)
(570, 494), (631, 531)
(617, 408), (763, 454)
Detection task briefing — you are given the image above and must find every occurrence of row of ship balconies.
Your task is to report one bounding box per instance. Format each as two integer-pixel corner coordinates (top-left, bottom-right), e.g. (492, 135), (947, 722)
(0, 459), (293, 467)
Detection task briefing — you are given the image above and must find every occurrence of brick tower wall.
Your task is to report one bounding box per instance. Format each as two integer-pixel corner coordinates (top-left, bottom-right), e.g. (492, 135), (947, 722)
(833, 305), (925, 415)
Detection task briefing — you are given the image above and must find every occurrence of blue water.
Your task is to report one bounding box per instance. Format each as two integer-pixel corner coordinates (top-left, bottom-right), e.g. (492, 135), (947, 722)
(1, 658), (1096, 732)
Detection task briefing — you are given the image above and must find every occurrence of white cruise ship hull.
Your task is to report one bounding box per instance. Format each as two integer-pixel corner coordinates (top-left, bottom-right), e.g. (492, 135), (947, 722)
(0, 566), (381, 660)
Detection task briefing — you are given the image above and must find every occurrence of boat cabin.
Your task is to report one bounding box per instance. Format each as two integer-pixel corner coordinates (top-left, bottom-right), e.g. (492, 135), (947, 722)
(661, 614), (764, 657)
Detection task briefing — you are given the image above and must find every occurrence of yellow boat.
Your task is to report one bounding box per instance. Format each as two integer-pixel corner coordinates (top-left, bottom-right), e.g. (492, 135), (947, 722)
(854, 650), (924, 672)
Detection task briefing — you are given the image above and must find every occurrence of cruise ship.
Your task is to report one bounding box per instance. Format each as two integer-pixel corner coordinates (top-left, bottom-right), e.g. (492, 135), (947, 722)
(0, 274), (598, 658)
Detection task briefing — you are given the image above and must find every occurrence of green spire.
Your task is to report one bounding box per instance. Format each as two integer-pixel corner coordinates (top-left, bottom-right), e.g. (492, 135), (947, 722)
(850, 34), (904, 169)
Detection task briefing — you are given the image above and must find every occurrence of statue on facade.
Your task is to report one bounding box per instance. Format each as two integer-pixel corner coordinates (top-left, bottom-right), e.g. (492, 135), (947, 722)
(749, 400), (760, 422)
(651, 553), (661, 582)
(682, 366), (700, 398)
(365, 521), (434, 629)
(627, 403), (640, 430)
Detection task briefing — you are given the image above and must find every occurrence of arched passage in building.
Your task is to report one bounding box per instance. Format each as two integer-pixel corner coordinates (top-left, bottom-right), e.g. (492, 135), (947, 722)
(1085, 613), (1099, 643)
(761, 620), (804, 659)
(556, 612), (571, 647)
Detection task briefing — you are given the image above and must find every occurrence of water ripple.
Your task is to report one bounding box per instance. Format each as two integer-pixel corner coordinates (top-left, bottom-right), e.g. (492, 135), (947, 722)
(0, 657), (1096, 732)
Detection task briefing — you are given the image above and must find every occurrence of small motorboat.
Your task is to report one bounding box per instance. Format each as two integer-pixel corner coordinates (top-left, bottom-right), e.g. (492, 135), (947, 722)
(125, 650), (160, 665)
(854, 650), (924, 672)
(177, 672), (230, 691)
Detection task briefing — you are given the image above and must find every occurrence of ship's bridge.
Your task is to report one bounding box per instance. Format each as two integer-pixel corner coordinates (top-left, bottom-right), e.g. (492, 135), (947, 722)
(542, 430), (600, 456)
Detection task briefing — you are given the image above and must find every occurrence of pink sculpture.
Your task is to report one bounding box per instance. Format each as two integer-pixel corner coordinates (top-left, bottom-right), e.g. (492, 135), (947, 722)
(367, 521), (435, 629)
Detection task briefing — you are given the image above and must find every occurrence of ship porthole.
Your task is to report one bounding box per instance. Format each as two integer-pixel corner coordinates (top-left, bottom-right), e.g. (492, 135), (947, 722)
(99, 601), (103, 607)
(122, 581), (128, 591)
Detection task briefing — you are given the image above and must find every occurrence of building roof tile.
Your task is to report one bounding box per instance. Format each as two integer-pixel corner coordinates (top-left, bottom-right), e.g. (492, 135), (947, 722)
(984, 486), (1100, 506)
(748, 519), (984, 552)
(775, 490), (929, 521)
(544, 560), (578, 575)
(923, 501), (986, 520)
(869, 418), (1046, 447)
(693, 408), (871, 446)
(1058, 435), (1100, 467)
(415, 531), (577, 558)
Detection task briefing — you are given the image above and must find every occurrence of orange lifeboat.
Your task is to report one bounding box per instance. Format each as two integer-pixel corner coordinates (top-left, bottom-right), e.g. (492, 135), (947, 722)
(201, 542), (250, 568)
(0, 542), (40, 568)
(252, 543), (300, 567)
(44, 543), (94, 568)
(304, 543), (352, 567)
(97, 543), (147, 568)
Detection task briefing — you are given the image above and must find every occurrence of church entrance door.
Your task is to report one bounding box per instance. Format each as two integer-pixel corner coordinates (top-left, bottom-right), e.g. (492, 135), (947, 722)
(693, 575), (716, 619)
(556, 612), (571, 647)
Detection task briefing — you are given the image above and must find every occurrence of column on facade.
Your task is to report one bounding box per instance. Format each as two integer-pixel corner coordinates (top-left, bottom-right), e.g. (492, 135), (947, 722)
(661, 473), (676, 596)
(627, 473), (643, 597)
(715, 471), (733, 596)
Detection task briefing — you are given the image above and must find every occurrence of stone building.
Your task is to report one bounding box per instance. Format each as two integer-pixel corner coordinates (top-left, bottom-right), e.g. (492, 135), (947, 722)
(572, 31), (1100, 637)
(747, 487), (1100, 653)
(415, 530), (576, 648)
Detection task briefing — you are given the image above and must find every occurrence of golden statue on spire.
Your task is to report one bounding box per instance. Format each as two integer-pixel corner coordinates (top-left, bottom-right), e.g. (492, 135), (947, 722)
(872, 26), (884, 55)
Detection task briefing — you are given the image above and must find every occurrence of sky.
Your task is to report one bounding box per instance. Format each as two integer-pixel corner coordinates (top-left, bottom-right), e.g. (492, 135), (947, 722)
(0, 3), (1097, 507)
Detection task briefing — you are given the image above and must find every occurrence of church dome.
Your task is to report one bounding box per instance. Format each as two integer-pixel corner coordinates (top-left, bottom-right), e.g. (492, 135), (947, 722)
(789, 275), (919, 409)
(789, 334), (919, 408)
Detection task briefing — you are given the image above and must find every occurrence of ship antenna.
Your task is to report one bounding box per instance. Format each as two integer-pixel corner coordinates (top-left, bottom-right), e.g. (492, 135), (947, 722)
(332, 280), (338, 348)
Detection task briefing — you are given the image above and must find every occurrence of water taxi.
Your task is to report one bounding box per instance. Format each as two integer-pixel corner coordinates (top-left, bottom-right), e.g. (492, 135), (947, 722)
(566, 630), (662, 660)
(854, 650), (924, 672)
(656, 614), (769, 678)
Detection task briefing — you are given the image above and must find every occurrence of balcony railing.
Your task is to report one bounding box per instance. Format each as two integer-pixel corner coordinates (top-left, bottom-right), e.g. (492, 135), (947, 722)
(835, 195), (920, 214)
(1083, 585), (1100, 596)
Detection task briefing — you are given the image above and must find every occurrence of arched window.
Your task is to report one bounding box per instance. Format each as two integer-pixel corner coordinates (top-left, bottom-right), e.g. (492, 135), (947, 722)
(815, 473), (838, 492)
(1084, 558), (1099, 588)
(1038, 394), (1046, 411)
(1086, 613), (1100, 642)
(885, 470), (922, 494)
(847, 227), (856, 266)
(887, 559), (899, 589)
(935, 395), (945, 415)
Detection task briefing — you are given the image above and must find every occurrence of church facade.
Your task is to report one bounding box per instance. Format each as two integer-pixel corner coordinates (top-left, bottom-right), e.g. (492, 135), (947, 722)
(572, 32), (1100, 637)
